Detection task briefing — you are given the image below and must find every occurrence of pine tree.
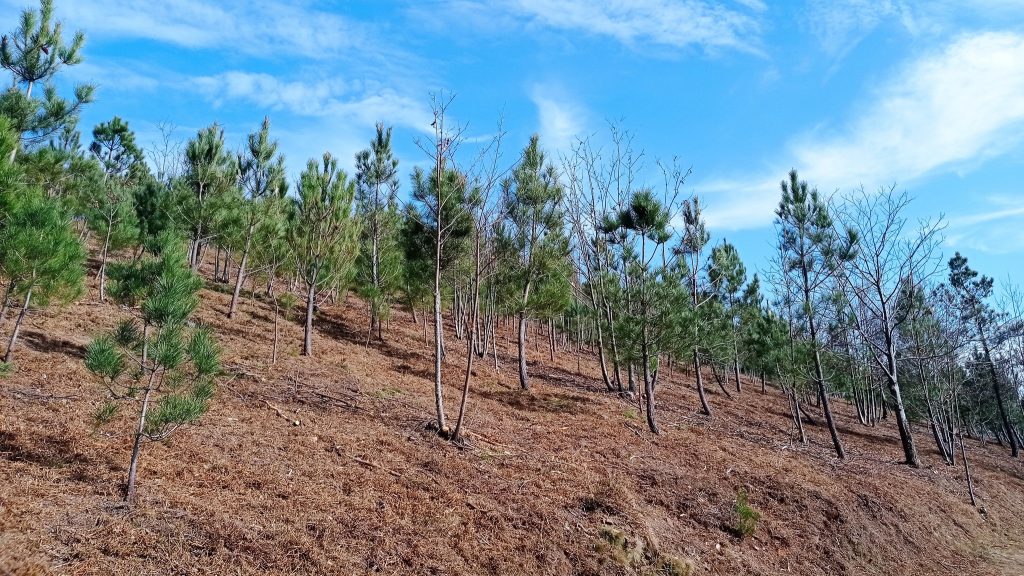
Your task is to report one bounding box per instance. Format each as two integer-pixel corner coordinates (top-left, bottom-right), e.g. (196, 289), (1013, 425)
(288, 153), (360, 357)
(605, 188), (679, 433)
(409, 163), (473, 431)
(228, 117), (286, 319)
(354, 122), (402, 342)
(85, 116), (145, 301)
(0, 0), (94, 160)
(500, 134), (570, 391)
(178, 124), (236, 271)
(400, 204), (434, 324)
(678, 196), (716, 416)
(775, 169), (854, 460)
(0, 166), (85, 363)
(248, 192), (292, 363)
(86, 235), (219, 503)
(134, 176), (175, 252)
(710, 241), (747, 393)
(949, 252), (1019, 458)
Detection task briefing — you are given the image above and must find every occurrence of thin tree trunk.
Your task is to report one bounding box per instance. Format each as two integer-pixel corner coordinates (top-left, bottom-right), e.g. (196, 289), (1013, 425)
(711, 362), (733, 399)
(0, 279), (14, 326)
(99, 225), (112, 302)
(791, 389), (807, 444)
(432, 231), (447, 433)
(4, 287), (32, 363)
(228, 228), (253, 319)
(811, 336), (845, 459)
(955, 396), (977, 506)
(980, 330), (1019, 457)
(518, 312), (529, 391)
(548, 318), (555, 362)
(272, 291), (280, 365)
(642, 338), (659, 434)
(695, 347), (711, 416)
(125, 370), (158, 503)
(302, 281), (315, 356)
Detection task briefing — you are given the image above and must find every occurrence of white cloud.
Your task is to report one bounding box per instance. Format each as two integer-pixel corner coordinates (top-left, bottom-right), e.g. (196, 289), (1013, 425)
(1, 0), (398, 64)
(63, 60), (162, 93)
(449, 0), (766, 54)
(804, 0), (1024, 58)
(703, 32), (1024, 230)
(805, 0), (911, 57)
(191, 71), (433, 136)
(529, 84), (586, 154)
(944, 196), (1024, 254)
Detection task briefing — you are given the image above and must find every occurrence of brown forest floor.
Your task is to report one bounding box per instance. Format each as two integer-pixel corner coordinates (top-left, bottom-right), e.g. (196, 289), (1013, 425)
(2, 257), (1024, 575)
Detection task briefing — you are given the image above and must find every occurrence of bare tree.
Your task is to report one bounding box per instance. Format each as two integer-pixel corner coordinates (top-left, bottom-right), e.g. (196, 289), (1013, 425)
(412, 92), (471, 436)
(452, 118), (508, 441)
(562, 125), (644, 394)
(837, 186), (944, 467)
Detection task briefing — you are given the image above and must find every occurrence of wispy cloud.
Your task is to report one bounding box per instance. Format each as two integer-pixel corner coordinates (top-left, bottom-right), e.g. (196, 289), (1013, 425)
(803, 0), (1024, 59)
(703, 31), (1024, 230)
(63, 59), (162, 93)
(441, 0), (766, 55)
(528, 84), (586, 154)
(945, 197), (1024, 254)
(804, 0), (914, 58)
(192, 71), (432, 134)
(1, 0), (402, 65)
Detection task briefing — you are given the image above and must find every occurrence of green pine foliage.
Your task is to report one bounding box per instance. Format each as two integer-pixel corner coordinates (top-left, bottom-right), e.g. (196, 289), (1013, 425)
(84, 116), (147, 301)
(227, 117), (287, 318)
(733, 489), (761, 539)
(499, 134), (571, 391)
(134, 176), (176, 251)
(177, 124), (237, 270)
(0, 117), (85, 362)
(399, 203), (435, 317)
(355, 122), (404, 339)
(0, 0), (94, 156)
(85, 234), (218, 502)
(289, 152), (361, 356)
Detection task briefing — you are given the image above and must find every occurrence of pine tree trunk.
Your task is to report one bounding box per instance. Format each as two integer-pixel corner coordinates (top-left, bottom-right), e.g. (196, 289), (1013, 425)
(4, 287), (32, 363)
(791, 389), (807, 444)
(593, 310), (612, 391)
(980, 329), (1019, 457)
(548, 318), (555, 362)
(695, 347), (711, 416)
(733, 355), (741, 393)
(125, 371), (158, 503)
(810, 327), (845, 459)
(432, 230), (447, 433)
(518, 312), (529, 391)
(99, 224), (112, 302)
(228, 227), (253, 319)
(303, 281), (315, 356)
(0, 279), (15, 326)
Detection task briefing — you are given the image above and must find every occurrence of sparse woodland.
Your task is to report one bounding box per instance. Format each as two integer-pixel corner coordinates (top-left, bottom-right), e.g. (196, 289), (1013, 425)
(3, 2), (1024, 574)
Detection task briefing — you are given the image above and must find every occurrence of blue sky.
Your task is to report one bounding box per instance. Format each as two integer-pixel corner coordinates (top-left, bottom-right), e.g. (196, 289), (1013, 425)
(4, 0), (1024, 287)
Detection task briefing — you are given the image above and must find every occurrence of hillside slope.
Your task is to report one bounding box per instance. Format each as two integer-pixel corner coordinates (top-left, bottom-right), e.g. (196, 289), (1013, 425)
(2, 269), (1024, 575)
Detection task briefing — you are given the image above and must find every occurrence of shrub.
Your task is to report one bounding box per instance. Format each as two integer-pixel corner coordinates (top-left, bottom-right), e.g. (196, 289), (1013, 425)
(733, 488), (761, 539)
